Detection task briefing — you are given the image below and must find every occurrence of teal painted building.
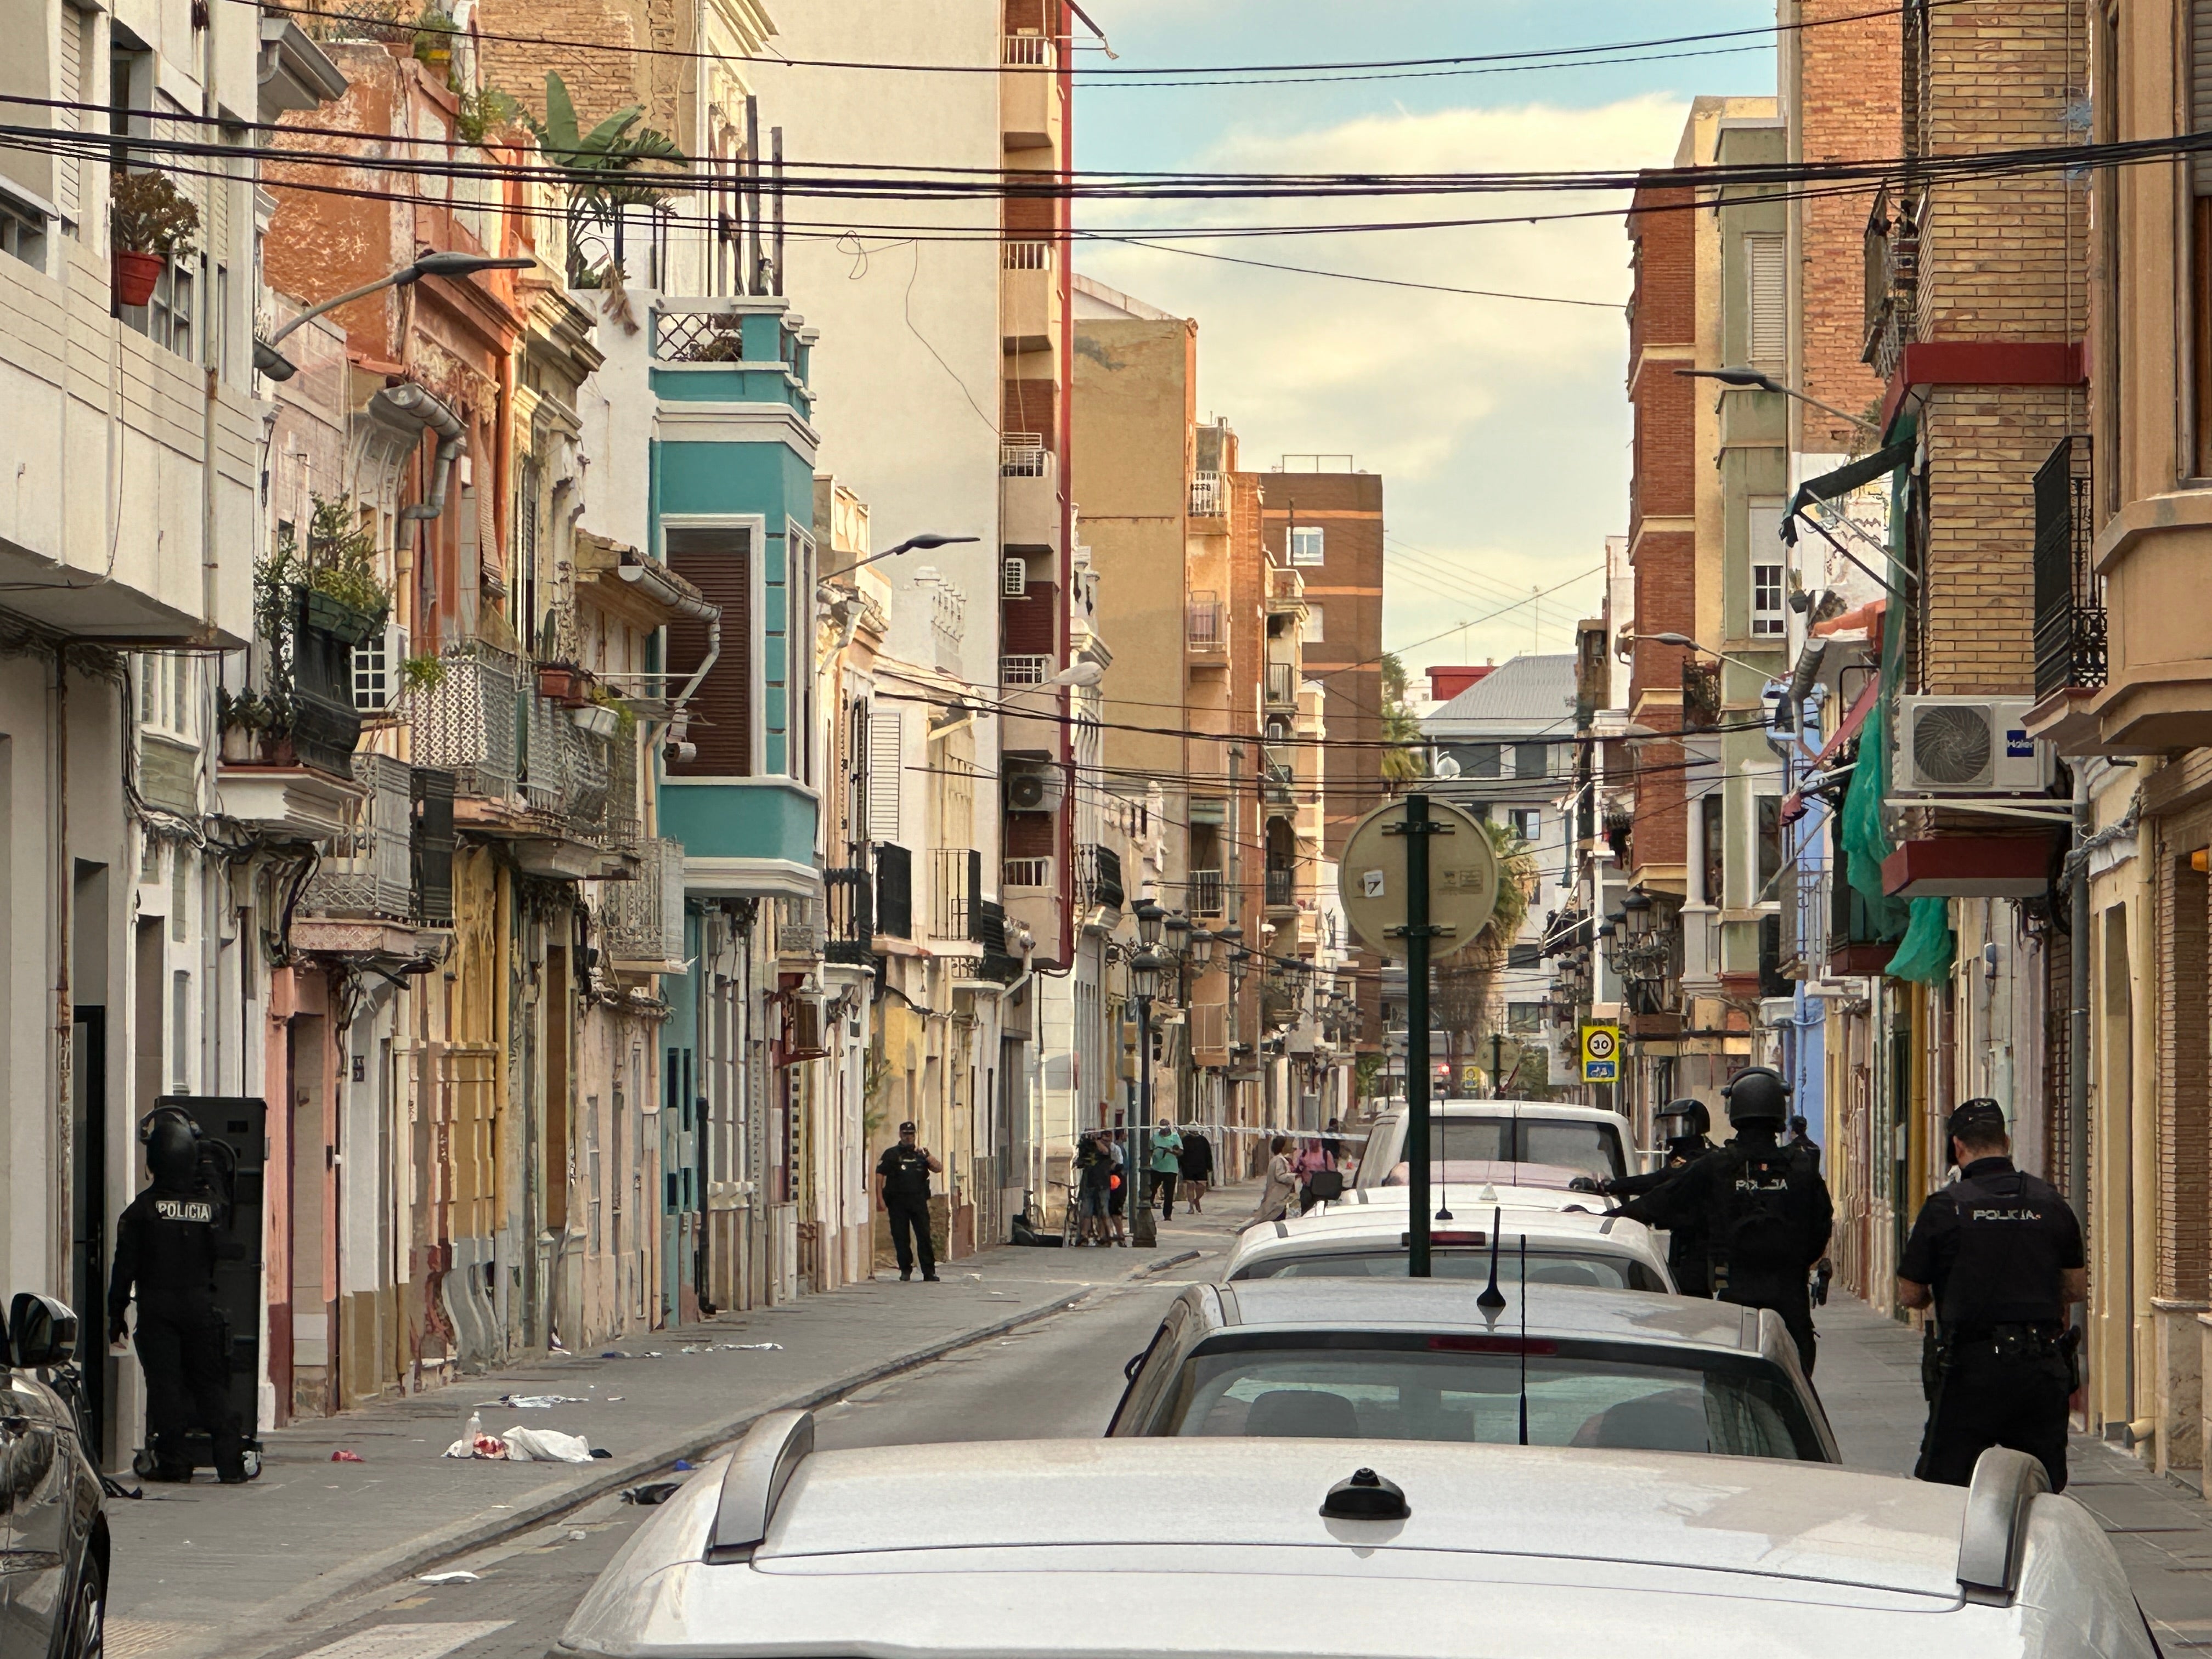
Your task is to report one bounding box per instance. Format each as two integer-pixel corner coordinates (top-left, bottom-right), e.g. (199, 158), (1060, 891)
(646, 297), (825, 1317)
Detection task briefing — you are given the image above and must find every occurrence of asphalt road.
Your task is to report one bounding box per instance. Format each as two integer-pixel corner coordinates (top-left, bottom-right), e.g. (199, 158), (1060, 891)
(241, 1263), (1207, 1659)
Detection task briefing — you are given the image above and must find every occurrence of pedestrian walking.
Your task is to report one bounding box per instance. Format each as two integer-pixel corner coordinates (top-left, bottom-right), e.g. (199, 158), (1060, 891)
(875, 1121), (943, 1282)
(1322, 1116), (1347, 1167)
(1148, 1118), (1184, 1219)
(1107, 1129), (1129, 1244)
(1073, 1131), (1113, 1245)
(1246, 1136), (1297, 1227)
(1587, 1098), (1719, 1295)
(1177, 1128), (1214, 1214)
(1785, 1114), (1823, 1171)
(1617, 1068), (1832, 1374)
(1898, 1098), (2084, 1493)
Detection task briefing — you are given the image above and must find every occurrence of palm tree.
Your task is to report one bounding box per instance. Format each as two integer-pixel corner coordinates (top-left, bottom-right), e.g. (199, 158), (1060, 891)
(516, 73), (686, 287)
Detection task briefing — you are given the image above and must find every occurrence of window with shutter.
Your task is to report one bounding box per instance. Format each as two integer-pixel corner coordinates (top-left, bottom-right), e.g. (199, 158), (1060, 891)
(664, 526), (752, 777)
(57, 6), (83, 227)
(1002, 580), (1057, 656)
(1746, 232), (1786, 367)
(866, 708), (902, 843)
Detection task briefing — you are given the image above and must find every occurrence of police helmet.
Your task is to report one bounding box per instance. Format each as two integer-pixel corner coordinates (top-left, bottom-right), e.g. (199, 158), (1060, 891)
(1720, 1065), (1790, 1126)
(1656, 1098), (1710, 1139)
(141, 1105), (201, 1187)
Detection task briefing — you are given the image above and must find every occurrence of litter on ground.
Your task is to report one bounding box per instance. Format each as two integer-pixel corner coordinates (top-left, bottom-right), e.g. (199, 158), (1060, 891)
(418, 1571), (481, 1584)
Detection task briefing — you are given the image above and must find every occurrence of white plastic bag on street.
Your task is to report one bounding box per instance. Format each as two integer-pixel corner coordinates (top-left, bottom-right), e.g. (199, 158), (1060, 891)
(500, 1425), (595, 1463)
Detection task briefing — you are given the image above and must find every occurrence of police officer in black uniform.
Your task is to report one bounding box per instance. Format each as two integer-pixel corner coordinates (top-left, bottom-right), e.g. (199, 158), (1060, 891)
(1898, 1098), (2084, 1492)
(1617, 1067), (1832, 1374)
(1584, 1099), (1719, 1295)
(107, 1108), (245, 1483)
(875, 1120), (943, 1282)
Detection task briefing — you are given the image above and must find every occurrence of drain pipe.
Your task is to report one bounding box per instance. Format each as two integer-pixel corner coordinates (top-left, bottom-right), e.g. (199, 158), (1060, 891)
(387, 383), (465, 524)
(619, 563), (720, 714)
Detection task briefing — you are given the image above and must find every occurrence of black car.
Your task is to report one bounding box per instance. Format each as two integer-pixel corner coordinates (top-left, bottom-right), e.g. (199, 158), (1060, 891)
(2, 1294), (108, 1658)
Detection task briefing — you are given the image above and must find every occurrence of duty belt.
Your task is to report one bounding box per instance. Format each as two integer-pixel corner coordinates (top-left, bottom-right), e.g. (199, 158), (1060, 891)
(1945, 1322), (2066, 1361)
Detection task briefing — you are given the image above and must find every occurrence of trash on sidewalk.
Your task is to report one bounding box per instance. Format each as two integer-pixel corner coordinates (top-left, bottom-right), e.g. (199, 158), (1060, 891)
(502, 1393), (589, 1409)
(672, 1459), (696, 1470)
(622, 1481), (683, 1505)
(504, 1425), (596, 1463)
(330, 1449), (364, 1463)
(600, 1350), (628, 1359)
(443, 1434), (512, 1459)
(417, 1571), (481, 1584)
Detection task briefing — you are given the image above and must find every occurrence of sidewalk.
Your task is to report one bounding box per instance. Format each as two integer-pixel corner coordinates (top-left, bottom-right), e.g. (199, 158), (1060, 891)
(106, 1197), (1248, 1659)
(1818, 1292), (2212, 1650)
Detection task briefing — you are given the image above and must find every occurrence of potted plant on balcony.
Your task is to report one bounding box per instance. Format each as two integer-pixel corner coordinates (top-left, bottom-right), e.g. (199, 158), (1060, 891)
(571, 682), (632, 740)
(538, 661), (587, 704)
(110, 170), (199, 307)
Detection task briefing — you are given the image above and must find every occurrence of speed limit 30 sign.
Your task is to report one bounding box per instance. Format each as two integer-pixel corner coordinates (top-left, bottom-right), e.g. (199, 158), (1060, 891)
(1581, 1023), (1621, 1084)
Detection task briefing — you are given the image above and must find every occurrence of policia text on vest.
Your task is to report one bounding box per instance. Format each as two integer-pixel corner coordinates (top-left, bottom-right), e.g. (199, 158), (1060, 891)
(1897, 1098), (2086, 1493)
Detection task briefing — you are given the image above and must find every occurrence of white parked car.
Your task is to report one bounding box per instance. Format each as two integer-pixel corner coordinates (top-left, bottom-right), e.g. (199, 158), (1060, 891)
(556, 1416), (2151, 1659)
(1107, 1279), (1836, 1460)
(1224, 1204), (1674, 1293)
(1355, 1099), (1638, 1190)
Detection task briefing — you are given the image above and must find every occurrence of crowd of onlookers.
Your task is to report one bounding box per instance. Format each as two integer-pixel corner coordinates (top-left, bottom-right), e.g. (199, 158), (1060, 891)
(1068, 1118), (1357, 1244)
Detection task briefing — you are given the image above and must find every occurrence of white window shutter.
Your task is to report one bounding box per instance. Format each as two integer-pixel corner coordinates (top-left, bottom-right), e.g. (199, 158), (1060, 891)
(866, 708), (902, 843)
(57, 7), (82, 225)
(1746, 233), (1786, 366)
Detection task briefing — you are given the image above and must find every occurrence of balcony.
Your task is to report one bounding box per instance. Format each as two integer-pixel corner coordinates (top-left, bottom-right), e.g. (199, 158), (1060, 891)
(1265, 565), (1305, 614)
(1860, 184), (1922, 382)
(1186, 594), (1223, 653)
(1001, 435), (1058, 547)
(1681, 659), (1722, 731)
(823, 866), (875, 967)
(1079, 844), (1124, 911)
(1265, 866), (1295, 911)
(290, 755), (454, 957)
(1189, 867), (1224, 917)
(411, 641), (521, 800)
(931, 845), (983, 942)
(1265, 661), (1297, 708)
(1002, 33), (1060, 151)
(1001, 240), (1059, 354)
(605, 838), (687, 971)
(1005, 855), (1053, 891)
(648, 300), (817, 427)
(2023, 435), (2108, 753)
(976, 898), (1025, 984)
(1189, 472), (1224, 518)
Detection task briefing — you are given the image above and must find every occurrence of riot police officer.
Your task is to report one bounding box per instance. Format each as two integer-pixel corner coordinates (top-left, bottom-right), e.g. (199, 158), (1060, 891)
(1898, 1097), (2083, 1493)
(1617, 1067), (1832, 1374)
(107, 1108), (245, 1483)
(1588, 1099), (1719, 1295)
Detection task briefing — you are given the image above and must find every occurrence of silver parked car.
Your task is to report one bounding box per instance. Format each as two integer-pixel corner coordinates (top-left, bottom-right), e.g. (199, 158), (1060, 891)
(2, 1294), (108, 1659)
(555, 1414), (2153, 1659)
(1107, 1278), (1837, 1460)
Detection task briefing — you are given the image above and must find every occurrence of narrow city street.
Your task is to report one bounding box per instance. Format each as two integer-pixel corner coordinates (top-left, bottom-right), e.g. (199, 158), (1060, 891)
(96, 1194), (2212, 1659)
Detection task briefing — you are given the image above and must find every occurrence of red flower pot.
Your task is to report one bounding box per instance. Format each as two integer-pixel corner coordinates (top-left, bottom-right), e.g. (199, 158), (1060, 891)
(114, 250), (163, 307)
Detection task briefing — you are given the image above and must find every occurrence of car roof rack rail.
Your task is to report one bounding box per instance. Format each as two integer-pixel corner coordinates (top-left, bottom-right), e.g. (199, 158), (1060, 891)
(705, 1409), (815, 1564)
(1956, 1446), (2050, 1605)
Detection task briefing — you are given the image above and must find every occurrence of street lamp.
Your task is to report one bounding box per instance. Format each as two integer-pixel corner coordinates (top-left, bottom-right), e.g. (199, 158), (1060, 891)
(254, 251), (534, 381)
(1135, 899), (1166, 949)
(1673, 366), (1881, 435)
(844, 532), (983, 573)
(1128, 944), (1170, 1249)
(1633, 631), (1779, 678)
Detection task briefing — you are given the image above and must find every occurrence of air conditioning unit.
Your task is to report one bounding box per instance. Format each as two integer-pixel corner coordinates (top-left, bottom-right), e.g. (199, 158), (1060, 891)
(1897, 696), (2051, 794)
(1004, 758), (1064, 812)
(352, 622), (408, 713)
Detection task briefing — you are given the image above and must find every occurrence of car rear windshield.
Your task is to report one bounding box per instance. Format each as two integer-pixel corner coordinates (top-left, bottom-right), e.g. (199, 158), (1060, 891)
(1380, 1119), (1625, 1181)
(1235, 1248), (1668, 1295)
(1147, 1334), (1825, 1460)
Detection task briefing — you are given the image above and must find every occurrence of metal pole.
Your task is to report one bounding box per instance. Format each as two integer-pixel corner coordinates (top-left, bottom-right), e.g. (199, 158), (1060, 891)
(1404, 794), (1434, 1278)
(1135, 996), (1156, 1247)
(1493, 1030), (1504, 1099)
(2068, 766), (2090, 1311)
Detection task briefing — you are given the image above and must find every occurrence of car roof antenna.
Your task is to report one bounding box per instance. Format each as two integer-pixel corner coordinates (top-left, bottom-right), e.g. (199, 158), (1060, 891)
(1517, 1233), (1531, 1447)
(1476, 1203), (1506, 1321)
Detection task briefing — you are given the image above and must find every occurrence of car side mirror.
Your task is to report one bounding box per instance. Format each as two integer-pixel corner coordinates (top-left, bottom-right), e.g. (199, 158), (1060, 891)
(1308, 1171), (1345, 1202)
(9, 1293), (78, 1369)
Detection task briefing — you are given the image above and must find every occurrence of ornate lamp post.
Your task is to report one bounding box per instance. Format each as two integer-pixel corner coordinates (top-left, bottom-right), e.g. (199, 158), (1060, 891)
(1128, 943), (1169, 1247)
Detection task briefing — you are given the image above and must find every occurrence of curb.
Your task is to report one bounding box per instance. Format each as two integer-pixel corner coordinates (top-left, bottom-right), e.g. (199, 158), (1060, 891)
(225, 1248), (1218, 1656)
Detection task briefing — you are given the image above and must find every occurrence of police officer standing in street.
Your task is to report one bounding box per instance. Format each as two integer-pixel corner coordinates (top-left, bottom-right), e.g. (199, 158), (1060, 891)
(106, 1108), (245, 1483)
(1583, 1098), (1719, 1295)
(1898, 1098), (2084, 1492)
(1617, 1067), (1832, 1374)
(876, 1120), (943, 1282)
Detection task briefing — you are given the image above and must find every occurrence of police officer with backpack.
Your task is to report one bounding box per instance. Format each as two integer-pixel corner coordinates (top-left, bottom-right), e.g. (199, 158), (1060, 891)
(1580, 1099), (1719, 1294)
(1616, 1067), (1832, 1374)
(1898, 1098), (2084, 1492)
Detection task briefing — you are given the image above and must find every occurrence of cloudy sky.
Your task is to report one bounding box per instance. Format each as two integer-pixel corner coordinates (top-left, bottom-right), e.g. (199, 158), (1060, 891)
(1073, 0), (1774, 694)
